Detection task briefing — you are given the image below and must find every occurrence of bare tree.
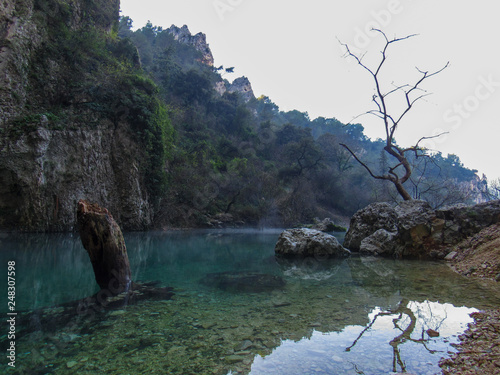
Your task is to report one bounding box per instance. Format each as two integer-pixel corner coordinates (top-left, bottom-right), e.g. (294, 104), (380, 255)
(486, 177), (500, 201)
(339, 29), (449, 201)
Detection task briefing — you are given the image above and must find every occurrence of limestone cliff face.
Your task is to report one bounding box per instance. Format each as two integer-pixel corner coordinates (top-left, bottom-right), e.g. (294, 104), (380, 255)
(166, 24), (214, 66)
(1, 0), (41, 123)
(0, 121), (152, 231)
(0, 0), (156, 231)
(164, 24), (255, 103)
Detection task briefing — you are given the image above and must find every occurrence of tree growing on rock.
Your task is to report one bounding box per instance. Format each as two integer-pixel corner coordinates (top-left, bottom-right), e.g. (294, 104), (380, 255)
(339, 29), (449, 201)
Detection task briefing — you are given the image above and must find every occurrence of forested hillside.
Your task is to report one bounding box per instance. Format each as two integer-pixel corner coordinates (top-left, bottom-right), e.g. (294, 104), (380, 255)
(118, 18), (487, 228)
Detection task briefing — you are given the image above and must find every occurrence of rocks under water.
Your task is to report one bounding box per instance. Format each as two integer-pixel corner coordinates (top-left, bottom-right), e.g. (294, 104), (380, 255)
(200, 271), (285, 293)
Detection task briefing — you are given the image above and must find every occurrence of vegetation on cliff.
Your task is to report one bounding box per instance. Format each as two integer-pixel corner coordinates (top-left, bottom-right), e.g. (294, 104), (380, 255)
(0, 0), (172, 230)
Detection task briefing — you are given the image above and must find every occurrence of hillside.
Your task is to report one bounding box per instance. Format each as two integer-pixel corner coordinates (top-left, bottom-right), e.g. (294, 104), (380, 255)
(0, 0), (488, 231)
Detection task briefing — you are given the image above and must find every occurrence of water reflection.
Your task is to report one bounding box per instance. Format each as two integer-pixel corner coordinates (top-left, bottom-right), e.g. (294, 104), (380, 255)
(250, 301), (476, 375)
(0, 233), (97, 311)
(1, 230), (499, 375)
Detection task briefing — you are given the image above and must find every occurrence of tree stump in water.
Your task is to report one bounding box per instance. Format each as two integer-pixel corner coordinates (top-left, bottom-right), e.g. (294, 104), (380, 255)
(10, 201), (174, 340)
(77, 200), (132, 294)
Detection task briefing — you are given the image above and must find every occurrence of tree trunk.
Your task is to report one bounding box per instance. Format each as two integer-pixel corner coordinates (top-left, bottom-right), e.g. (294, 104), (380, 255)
(394, 180), (413, 201)
(77, 200), (132, 294)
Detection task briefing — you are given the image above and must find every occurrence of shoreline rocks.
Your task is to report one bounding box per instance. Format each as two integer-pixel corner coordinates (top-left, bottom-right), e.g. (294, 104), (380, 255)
(344, 200), (500, 259)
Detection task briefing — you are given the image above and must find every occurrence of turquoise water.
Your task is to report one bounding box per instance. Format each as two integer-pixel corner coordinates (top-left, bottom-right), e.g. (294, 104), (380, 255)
(1, 230), (499, 374)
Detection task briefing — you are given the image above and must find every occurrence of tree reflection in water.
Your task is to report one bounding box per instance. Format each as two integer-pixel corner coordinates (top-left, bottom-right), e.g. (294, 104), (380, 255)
(346, 299), (451, 373)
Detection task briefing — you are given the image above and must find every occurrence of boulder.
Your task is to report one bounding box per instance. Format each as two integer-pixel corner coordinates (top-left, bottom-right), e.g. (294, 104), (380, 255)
(359, 229), (400, 257)
(275, 228), (350, 258)
(343, 202), (398, 251)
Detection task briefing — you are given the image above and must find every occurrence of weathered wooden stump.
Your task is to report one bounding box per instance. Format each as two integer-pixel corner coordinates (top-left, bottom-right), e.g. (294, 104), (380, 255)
(77, 200), (132, 294)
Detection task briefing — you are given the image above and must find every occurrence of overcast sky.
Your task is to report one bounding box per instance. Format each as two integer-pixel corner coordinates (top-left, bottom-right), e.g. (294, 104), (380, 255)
(120, 0), (500, 181)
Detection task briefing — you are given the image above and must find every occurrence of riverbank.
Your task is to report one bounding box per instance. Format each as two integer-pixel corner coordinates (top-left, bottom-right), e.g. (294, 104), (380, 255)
(439, 224), (500, 374)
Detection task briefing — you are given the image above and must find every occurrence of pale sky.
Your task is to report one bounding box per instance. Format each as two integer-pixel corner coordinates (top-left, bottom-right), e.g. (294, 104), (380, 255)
(120, 0), (500, 181)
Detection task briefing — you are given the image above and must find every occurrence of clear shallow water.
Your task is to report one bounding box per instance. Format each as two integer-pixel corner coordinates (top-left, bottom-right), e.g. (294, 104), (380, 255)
(1, 230), (499, 375)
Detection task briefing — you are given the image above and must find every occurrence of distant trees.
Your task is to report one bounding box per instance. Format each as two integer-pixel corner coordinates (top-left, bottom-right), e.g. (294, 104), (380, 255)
(339, 29), (449, 201)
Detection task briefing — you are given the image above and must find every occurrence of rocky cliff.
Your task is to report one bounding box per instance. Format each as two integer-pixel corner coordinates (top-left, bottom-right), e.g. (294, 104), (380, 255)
(166, 24), (214, 66)
(227, 76), (255, 102)
(0, 0), (168, 231)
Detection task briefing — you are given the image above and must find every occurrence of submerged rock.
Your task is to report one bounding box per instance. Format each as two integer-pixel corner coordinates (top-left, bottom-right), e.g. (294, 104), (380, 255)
(275, 228), (350, 258)
(200, 271), (285, 293)
(276, 256), (350, 282)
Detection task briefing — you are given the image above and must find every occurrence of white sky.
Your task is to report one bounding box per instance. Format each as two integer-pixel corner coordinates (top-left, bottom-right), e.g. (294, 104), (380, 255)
(120, 0), (500, 181)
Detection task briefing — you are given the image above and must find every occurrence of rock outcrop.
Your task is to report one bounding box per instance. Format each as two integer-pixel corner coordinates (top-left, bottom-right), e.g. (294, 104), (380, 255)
(227, 76), (255, 102)
(77, 200), (132, 293)
(275, 228), (350, 258)
(344, 200), (500, 259)
(166, 24), (214, 66)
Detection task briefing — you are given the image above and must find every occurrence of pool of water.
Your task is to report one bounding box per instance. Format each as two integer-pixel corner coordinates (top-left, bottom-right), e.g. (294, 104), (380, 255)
(1, 230), (499, 374)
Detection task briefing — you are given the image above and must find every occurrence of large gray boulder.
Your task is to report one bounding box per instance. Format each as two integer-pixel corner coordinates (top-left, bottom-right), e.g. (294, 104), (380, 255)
(359, 229), (400, 257)
(343, 202), (398, 251)
(344, 200), (500, 259)
(275, 228), (350, 258)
